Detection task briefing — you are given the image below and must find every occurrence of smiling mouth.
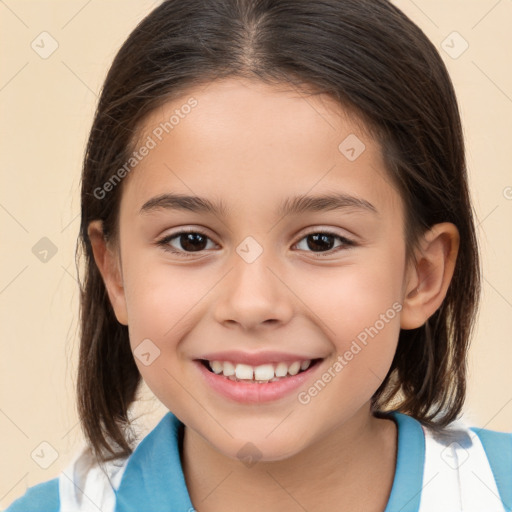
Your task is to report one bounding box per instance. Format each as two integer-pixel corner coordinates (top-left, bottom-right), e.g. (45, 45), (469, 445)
(199, 358), (323, 383)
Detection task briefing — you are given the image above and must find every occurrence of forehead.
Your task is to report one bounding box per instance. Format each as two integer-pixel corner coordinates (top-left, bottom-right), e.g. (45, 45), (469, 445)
(121, 77), (402, 221)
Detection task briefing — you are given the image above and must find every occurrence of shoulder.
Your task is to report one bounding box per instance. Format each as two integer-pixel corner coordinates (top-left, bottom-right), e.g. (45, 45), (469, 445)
(421, 417), (512, 468)
(421, 417), (512, 511)
(3, 414), (181, 512)
(3, 445), (131, 512)
(58, 444), (130, 511)
(3, 478), (60, 512)
(469, 423), (512, 458)
(469, 424), (512, 510)
(388, 411), (512, 511)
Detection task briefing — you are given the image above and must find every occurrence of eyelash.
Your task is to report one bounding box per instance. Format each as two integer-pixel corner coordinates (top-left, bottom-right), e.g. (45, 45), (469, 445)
(155, 228), (357, 258)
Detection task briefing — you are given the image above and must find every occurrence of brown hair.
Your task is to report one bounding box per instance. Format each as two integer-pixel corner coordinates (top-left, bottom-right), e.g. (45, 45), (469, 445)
(77, 0), (480, 463)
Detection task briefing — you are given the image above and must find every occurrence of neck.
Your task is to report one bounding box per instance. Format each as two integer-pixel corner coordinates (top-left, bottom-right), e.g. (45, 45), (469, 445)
(182, 405), (397, 512)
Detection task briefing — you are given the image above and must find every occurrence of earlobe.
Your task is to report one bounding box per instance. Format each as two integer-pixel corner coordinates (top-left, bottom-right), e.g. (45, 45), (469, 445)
(87, 220), (129, 325)
(400, 222), (459, 330)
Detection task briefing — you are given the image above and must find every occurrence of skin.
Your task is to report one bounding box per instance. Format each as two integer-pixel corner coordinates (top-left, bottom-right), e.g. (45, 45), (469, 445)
(89, 77), (459, 512)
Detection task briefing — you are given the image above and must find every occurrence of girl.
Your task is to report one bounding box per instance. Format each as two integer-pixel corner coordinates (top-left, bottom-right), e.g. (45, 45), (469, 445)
(6, 0), (511, 511)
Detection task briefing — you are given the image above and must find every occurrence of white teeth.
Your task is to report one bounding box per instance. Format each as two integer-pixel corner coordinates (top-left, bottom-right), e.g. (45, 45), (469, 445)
(207, 359), (314, 381)
(210, 361), (223, 374)
(254, 364), (274, 381)
(235, 363), (253, 380)
(275, 362), (288, 377)
(288, 361), (301, 376)
(300, 360), (311, 371)
(223, 361), (235, 376)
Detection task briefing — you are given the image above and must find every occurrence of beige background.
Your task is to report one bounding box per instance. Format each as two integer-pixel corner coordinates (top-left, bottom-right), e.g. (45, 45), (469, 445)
(1, 0), (511, 508)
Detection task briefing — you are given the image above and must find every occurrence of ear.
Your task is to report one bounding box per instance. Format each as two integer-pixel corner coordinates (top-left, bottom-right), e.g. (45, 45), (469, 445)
(87, 220), (128, 325)
(400, 222), (460, 330)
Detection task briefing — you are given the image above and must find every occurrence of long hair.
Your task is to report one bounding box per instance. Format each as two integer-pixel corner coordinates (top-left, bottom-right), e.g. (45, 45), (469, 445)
(76, 0), (480, 463)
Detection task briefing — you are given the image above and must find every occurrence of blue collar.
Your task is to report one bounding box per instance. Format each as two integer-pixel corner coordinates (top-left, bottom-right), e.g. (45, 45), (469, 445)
(115, 410), (425, 512)
(384, 411), (425, 512)
(114, 412), (193, 512)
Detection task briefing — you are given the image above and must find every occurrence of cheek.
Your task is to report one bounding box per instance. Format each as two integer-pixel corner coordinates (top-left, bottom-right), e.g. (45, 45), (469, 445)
(302, 244), (404, 385)
(301, 245), (405, 334)
(121, 246), (207, 343)
(121, 256), (204, 408)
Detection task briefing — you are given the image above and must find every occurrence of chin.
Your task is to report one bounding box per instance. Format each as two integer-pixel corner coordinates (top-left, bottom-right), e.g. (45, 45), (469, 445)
(210, 429), (310, 465)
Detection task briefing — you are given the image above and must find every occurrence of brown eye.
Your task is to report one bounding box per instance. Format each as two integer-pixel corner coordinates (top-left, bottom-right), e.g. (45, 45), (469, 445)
(175, 232), (208, 252)
(157, 230), (217, 257)
(294, 232), (355, 255)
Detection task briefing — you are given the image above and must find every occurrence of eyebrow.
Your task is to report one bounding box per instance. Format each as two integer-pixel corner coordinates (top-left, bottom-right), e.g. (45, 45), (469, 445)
(139, 192), (378, 217)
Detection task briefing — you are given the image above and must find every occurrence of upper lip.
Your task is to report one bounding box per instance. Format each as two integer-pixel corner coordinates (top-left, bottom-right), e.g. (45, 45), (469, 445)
(196, 350), (324, 366)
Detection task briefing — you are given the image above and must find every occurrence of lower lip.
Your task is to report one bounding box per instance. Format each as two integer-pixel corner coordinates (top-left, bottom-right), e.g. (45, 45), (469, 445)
(195, 360), (322, 404)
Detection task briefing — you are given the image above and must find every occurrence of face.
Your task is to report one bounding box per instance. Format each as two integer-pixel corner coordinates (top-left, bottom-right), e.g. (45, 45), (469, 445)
(104, 78), (412, 461)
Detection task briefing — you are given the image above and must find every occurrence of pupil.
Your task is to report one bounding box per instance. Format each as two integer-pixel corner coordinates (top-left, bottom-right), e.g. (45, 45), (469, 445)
(181, 233), (207, 252)
(178, 233), (334, 253)
(307, 233), (334, 252)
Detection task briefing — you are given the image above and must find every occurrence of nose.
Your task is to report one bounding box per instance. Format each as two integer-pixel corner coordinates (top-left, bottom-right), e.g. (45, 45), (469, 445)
(213, 251), (294, 332)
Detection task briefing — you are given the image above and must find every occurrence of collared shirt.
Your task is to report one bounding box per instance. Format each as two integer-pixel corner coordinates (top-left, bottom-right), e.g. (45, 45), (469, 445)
(4, 411), (512, 512)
